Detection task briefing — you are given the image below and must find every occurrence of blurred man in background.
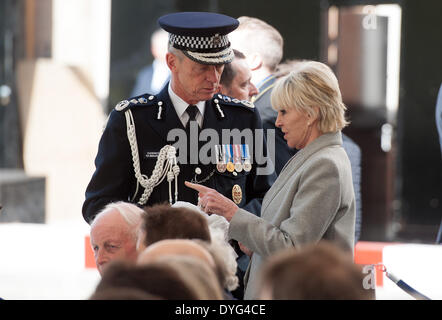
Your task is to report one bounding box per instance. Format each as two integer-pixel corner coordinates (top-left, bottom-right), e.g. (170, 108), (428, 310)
(131, 28), (170, 96)
(229, 16), (287, 175)
(231, 17), (362, 242)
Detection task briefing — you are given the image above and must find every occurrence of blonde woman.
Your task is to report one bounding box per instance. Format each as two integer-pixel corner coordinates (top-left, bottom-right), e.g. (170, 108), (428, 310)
(186, 60), (355, 300)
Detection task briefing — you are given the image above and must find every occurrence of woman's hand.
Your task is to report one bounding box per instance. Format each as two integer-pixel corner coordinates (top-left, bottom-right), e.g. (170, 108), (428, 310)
(185, 181), (238, 222)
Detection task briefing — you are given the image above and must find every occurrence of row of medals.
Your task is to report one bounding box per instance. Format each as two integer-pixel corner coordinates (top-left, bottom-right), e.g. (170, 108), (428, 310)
(215, 144), (252, 174)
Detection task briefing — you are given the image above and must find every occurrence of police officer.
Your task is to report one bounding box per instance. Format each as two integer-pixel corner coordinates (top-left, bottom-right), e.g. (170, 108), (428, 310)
(82, 12), (276, 227)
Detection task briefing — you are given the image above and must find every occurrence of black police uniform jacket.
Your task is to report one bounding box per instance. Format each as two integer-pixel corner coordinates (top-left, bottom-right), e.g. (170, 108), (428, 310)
(82, 85), (276, 223)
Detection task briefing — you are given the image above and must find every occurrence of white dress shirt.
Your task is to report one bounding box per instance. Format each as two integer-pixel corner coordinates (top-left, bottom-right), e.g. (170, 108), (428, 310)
(168, 83), (205, 128)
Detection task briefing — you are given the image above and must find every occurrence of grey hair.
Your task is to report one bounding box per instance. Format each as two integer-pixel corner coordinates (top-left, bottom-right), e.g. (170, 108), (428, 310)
(92, 201), (144, 238)
(194, 234), (239, 292)
(168, 43), (185, 60)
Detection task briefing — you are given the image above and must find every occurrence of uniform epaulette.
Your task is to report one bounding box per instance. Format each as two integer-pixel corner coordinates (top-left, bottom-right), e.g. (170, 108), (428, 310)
(115, 94), (157, 112)
(213, 94), (255, 110)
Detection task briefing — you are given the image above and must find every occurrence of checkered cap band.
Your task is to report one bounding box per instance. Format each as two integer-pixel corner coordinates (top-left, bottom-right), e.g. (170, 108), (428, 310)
(169, 33), (229, 51)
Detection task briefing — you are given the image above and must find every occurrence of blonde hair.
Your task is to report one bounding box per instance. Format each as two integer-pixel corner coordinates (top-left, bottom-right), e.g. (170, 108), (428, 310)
(271, 60), (349, 133)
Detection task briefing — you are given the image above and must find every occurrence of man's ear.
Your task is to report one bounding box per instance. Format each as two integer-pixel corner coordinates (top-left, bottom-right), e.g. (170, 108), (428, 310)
(166, 52), (177, 72)
(246, 52), (263, 71)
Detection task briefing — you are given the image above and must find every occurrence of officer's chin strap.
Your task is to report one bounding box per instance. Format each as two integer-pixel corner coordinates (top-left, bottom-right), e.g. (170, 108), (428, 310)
(374, 263), (431, 300)
(125, 110), (180, 206)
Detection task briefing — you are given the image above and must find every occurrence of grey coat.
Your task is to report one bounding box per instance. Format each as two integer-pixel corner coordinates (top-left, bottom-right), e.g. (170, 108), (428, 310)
(254, 75), (362, 242)
(228, 131), (356, 300)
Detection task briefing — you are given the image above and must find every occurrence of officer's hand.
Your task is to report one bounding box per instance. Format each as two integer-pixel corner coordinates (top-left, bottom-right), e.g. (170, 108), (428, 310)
(185, 181), (238, 222)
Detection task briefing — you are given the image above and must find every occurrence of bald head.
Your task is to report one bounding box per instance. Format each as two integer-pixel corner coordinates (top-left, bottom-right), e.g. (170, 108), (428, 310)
(229, 16), (283, 83)
(151, 28), (169, 62)
(136, 239), (216, 269)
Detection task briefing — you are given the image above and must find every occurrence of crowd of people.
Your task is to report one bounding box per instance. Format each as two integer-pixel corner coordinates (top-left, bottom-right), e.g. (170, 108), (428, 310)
(83, 11), (372, 300)
(89, 201), (373, 300)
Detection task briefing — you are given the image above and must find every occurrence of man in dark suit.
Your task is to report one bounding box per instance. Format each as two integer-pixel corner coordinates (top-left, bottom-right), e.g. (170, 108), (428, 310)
(229, 17), (287, 174)
(82, 12), (276, 228)
(131, 29), (170, 96)
(219, 49), (258, 101)
(231, 16), (363, 241)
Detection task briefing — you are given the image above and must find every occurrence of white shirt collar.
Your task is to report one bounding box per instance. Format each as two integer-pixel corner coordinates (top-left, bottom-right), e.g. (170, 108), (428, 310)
(168, 83), (205, 126)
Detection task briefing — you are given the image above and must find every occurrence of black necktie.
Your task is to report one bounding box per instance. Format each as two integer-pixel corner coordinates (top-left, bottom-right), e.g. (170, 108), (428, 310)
(185, 105), (199, 164)
(185, 104), (199, 130)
